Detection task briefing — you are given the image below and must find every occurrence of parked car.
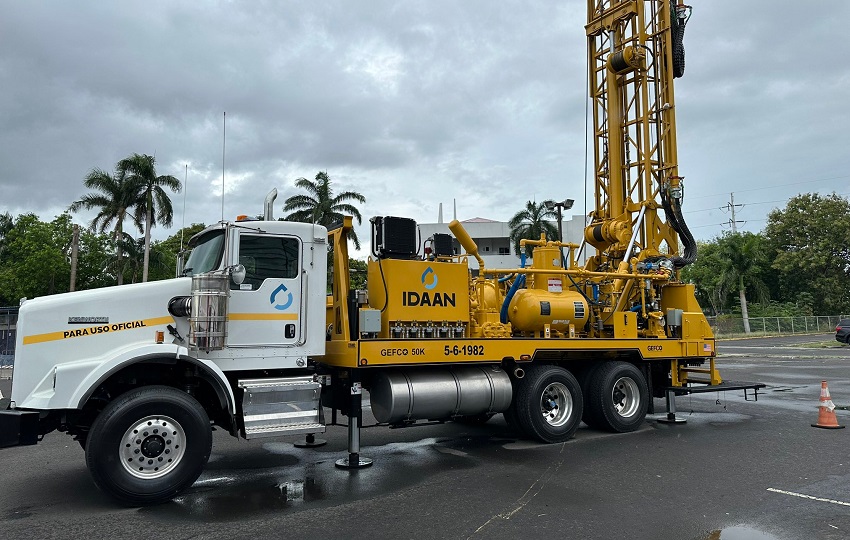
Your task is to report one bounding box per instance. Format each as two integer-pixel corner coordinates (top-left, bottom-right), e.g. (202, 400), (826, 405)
(836, 319), (850, 344)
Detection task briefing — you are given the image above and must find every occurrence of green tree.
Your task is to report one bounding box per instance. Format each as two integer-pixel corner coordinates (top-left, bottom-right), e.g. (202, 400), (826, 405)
(716, 232), (770, 333)
(118, 234), (170, 283)
(117, 153), (181, 283)
(349, 258), (368, 289)
(682, 233), (773, 325)
(282, 171), (366, 249)
(764, 193), (850, 315)
(0, 212), (13, 259)
(153, 223), (208, 280)
(74, 225), (115, 291)
(0, 214), (71, 303)
(508, 201), (559, 257)
(70, 167), (142, 285)
(681, 240), (725, 315)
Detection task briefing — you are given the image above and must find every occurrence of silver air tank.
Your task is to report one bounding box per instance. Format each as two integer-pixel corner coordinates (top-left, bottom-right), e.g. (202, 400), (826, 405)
(369, 366), (512, 424)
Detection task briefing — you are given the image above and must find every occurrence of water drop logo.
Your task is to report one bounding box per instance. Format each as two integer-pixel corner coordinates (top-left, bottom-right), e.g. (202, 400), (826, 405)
(270, 284), (294, 310)
(421, 267), (438, 290)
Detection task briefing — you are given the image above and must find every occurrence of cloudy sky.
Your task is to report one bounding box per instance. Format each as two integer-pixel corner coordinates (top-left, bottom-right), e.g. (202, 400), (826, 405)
(1, 1), (848, 256)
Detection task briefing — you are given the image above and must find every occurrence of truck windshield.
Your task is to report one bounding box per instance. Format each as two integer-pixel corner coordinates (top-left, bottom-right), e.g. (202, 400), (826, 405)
(182, 230), (225, 276)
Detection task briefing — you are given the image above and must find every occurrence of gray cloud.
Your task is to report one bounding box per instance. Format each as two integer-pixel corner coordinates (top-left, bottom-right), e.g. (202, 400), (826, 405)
(1, 0), (848, 251)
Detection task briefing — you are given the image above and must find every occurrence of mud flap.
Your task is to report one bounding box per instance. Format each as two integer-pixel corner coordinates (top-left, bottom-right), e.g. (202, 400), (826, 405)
(0, 409), (40, 447)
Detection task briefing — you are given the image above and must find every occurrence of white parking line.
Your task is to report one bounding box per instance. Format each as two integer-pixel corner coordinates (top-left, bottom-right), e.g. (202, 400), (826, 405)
(767, 487), (850, 507)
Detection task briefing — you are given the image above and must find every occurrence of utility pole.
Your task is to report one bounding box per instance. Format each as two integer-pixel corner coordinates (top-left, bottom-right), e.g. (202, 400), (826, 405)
(724, 193), (751, 333)
(69, 224), (79, 292)
(725, 192), (745, 232)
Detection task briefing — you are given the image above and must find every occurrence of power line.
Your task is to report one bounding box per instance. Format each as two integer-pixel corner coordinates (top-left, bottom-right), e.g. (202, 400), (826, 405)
(724, 193), (744, 233)
(687, 173), (850, 201)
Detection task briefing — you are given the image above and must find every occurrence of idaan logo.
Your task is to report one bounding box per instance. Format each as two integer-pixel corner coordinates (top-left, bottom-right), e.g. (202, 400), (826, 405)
(421, 266), (438, 290)
(402, 266), (455, 307)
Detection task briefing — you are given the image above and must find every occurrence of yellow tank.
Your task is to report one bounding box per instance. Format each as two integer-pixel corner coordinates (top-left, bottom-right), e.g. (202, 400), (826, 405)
(530, 245), (565, 292)
(508, 289), (589, 333)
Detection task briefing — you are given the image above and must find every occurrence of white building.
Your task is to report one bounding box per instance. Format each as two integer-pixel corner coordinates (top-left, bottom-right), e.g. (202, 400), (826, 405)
(418, 214), (588, 270)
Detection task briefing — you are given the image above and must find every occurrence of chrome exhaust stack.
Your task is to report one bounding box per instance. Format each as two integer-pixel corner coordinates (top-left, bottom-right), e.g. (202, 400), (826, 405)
(264, 189), (278, 220)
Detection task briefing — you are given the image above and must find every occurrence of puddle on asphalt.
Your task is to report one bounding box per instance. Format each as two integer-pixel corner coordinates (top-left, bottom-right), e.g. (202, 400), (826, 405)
(650, 412), (752, 426)
(139, 437), (487, 522)
(704, 526), (780, 540)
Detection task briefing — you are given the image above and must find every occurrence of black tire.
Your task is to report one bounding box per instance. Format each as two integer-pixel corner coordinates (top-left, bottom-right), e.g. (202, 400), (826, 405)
(576, 363), (601, 425)
(513, 365), (583, 443)
(584, 361), (648, 433)
(85, 385), (212, 506)
(503, 374), (527, 436)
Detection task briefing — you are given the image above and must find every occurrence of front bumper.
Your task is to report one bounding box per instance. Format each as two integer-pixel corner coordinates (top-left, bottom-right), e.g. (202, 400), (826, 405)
(0, 407), (40, 448)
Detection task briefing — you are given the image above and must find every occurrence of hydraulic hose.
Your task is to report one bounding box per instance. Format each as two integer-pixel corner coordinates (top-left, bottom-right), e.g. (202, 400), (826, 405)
(660, 188), (697, 268)
(500, 274), (526, 324)
(500, 253), (527, 324)
(671, 1), (690, 79)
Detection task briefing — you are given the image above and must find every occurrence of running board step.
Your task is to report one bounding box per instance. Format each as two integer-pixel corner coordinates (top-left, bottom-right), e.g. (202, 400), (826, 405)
(239, 376), (326, 440)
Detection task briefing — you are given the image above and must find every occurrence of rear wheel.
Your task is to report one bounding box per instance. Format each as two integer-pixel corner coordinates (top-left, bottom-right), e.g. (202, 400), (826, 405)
(576, 363), (601, 426)
(584, 361), (648, 433)
(513, 365), (583, 443)
(86, 385), (212, 506)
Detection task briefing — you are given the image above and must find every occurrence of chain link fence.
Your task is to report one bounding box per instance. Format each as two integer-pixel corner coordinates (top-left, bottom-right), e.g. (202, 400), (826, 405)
(706, 315), (847, 337)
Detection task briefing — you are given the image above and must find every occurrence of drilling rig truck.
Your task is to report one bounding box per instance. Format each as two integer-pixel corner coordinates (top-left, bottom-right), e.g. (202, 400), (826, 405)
(0, 0), (762, 505)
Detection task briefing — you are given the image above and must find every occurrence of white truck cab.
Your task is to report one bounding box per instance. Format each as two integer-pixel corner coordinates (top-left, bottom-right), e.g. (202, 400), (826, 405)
(1, 217), (329, 504)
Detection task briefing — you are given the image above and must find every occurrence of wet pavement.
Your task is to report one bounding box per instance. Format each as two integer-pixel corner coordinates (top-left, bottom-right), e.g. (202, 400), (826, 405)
(1, 334), (849, 539)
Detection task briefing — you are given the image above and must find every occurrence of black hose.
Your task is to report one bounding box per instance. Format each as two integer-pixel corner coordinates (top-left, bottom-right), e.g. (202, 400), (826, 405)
(661, 191), (697, 268)
(670, 201), (697, 268)
(671, 1), (688, 79)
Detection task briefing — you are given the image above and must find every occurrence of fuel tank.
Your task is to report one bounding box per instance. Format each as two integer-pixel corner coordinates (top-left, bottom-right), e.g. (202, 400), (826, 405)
(508, 289), (589, 333)
(369, 366), (512, 424)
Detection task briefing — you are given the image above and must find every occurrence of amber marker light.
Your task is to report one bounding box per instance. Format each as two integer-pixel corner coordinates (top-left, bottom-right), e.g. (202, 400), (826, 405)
(520, 354), (531, 361)
(155, 331), (164, 344)
(359, 358), (368, 366)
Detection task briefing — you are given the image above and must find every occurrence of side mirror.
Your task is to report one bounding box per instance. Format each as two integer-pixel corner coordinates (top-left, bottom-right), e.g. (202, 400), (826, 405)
(230, 264), (246, 285)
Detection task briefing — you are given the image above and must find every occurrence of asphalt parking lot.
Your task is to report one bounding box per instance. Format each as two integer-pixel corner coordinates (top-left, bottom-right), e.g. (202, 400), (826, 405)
(1, 334), (849, 540)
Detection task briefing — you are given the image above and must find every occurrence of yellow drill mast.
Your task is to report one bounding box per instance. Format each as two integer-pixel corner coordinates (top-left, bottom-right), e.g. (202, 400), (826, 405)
(582, 0), (698, 337)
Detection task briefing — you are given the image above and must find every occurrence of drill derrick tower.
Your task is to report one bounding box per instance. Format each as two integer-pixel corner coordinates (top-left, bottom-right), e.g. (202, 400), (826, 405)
(584, 0), (696, 329)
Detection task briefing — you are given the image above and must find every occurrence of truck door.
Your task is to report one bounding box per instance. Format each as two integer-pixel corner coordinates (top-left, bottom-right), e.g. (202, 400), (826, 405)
(227, 231), (303, 347)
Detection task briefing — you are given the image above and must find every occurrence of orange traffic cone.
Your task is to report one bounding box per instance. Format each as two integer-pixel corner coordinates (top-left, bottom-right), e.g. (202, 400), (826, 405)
(812, 381), (845, 429)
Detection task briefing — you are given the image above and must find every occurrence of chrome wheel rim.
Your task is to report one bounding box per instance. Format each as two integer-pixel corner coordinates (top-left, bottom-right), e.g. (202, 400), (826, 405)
(120, 415), (186, 479)
(540, 382), (573, 427)
(612, 377), (640, 418)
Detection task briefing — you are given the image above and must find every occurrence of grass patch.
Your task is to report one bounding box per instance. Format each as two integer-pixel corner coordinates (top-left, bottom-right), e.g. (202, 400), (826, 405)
(714, 331), (836, 341)
(795, 340), (847, 349)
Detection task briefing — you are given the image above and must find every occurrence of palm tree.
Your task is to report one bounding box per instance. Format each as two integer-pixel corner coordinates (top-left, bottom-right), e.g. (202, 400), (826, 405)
(508, 201), (559, 257)
(282, 171), (366, 249)
(716, 232), (769, 333)
(117, 154), (181, 282)
(118, 234), (168, 283)
(70, 168), (143, 285)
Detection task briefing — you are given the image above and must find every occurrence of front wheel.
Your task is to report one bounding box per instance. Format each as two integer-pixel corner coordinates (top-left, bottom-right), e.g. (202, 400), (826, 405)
(513, 365), (583, 443)
(85, 385), (212, 505)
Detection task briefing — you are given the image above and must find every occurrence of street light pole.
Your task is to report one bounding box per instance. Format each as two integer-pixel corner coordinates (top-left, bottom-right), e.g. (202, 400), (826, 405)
(543, 198), (575, 242)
